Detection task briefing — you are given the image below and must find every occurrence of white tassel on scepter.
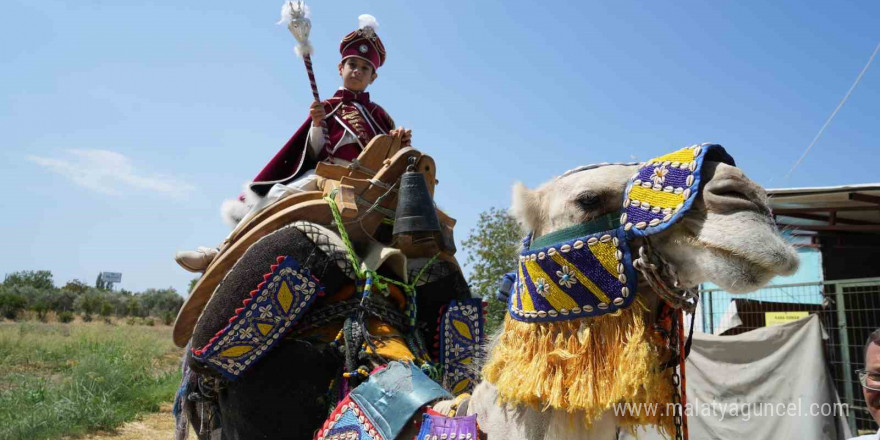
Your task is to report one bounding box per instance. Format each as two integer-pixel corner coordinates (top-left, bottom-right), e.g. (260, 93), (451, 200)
(278, 0), (326, 147)
(278, 1), (312, 57)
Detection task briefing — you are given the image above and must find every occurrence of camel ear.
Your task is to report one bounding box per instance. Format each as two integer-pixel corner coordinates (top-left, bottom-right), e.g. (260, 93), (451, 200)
(511, 182), (543, 232)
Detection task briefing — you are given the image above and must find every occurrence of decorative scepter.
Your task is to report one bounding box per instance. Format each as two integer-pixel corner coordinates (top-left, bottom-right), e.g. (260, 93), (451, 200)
(279, 1), (329, 150)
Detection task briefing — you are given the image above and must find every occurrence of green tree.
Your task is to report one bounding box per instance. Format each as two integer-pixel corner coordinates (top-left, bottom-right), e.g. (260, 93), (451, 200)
(139, 288), (184, 317)
(76, 292), (103, 316)
(461, 207), (523, 333)
(53, 289), (78, 312)
(99, 301), (114, 317)
(126, 297), (143, 317)
(0, 289), (27, 320)
(188, 278), (199, 294)
(63, 279), (89, 294)
(32, 297), (50, 322)
(3, 270), (54, 289)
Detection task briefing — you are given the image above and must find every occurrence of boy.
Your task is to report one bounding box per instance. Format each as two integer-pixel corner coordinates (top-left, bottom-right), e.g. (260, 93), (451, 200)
(176, 15), (411, 272)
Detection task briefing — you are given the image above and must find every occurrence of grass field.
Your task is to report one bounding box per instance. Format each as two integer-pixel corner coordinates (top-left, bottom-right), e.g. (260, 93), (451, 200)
(0, 321), (183, 440)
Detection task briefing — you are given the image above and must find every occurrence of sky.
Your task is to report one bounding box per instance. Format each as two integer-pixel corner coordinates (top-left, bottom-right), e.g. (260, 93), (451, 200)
(1, 0), (877, 295)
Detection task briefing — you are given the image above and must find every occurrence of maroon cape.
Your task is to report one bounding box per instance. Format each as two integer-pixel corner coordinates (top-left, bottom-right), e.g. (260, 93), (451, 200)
(250, 89), (395, 196)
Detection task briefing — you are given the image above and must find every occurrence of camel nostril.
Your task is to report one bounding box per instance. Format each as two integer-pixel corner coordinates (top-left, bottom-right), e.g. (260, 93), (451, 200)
(704, 178), (768, 215)
(716, 189), (751, 203)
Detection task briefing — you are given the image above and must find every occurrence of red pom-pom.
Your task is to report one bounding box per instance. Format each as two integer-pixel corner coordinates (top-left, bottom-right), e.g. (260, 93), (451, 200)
(257, 281), (266, 290)
(276, 256), (286, 263)
(263, 273), (272, 281)
(249, 289), (259, 297)
(242, 298), (252, 306)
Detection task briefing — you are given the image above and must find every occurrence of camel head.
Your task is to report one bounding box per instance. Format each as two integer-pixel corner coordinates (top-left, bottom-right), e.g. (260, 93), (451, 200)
(511, 145), (798, 294)
(478, 145), (800, 437)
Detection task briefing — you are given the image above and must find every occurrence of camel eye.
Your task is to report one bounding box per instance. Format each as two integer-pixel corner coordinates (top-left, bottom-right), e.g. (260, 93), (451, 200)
(575, 192), (601, 211)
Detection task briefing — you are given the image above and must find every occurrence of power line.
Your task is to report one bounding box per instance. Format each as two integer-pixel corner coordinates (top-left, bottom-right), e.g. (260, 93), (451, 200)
(783, 41), (880, 181)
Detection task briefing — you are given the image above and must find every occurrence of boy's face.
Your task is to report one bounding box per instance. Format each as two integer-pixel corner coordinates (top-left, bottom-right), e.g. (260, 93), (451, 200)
(339, 57), (377, 92)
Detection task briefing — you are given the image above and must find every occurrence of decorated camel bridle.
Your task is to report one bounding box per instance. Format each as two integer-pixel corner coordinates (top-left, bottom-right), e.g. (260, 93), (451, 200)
(511, 144), (736, 440)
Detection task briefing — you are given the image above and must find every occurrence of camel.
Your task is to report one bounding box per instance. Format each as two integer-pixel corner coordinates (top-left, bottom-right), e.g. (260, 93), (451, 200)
(176, 143), (799, 440)
(453, 145), (799, 439)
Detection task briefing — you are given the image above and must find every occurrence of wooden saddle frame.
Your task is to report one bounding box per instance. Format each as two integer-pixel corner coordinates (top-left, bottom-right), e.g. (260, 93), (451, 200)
(173, 135), (456, 347)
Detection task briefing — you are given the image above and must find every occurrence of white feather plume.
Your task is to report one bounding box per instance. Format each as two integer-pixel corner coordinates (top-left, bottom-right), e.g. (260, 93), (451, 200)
(277, 1), (310, 25)
(295, 42), (313, 57)
(358, 14), (378, 31)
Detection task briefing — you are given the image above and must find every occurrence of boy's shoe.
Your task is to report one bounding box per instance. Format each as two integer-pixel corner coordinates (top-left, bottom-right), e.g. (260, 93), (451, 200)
(175, 247), (219, 273)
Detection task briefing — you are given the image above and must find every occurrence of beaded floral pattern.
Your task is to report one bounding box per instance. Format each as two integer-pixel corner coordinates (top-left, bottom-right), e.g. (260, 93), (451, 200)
(512, 228), (637, 323)
(622, 144), (734, 236)
(439, 299), (484, 395)
(511, 144), (734, 323)
(192, 256), (323, 380)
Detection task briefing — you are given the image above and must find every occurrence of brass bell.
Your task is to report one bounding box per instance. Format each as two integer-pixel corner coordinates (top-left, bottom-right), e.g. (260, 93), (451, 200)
(393, 157), (441, 236)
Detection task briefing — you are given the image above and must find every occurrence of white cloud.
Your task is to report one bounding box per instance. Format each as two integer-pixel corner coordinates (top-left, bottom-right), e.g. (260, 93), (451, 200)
(26, 149), (196, 199)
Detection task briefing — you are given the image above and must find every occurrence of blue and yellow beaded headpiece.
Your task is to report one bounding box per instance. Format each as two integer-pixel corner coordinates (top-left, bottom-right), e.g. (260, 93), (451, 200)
(510, 144), (735, 322)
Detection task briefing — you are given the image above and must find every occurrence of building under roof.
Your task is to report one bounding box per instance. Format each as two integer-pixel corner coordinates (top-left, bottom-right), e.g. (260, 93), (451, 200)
(769, 183), (880, 234)
(769, 183), (880, 280)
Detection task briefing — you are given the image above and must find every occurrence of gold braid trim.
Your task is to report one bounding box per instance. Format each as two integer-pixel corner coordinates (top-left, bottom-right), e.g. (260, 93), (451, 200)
(482, 307), (675, 435)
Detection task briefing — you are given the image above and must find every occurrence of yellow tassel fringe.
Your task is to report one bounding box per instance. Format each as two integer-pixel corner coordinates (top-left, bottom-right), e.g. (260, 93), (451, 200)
(482, 307), (675, 435)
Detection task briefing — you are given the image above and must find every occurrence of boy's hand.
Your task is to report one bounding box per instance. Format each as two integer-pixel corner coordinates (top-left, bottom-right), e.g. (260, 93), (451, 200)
(310, 101), (325, 127)
(389, 127), (412, 146)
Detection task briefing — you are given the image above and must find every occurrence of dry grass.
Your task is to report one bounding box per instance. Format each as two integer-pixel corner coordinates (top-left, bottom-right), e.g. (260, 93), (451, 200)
(72, 403), (182, 440)
(0, 321), (183, 440)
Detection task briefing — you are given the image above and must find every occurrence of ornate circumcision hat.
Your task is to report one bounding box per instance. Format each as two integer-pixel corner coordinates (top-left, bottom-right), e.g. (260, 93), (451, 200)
(340, 14), (386, 70)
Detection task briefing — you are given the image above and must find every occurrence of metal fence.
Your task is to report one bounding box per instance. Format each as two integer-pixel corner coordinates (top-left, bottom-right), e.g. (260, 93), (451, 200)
(698, 277), (880, 434)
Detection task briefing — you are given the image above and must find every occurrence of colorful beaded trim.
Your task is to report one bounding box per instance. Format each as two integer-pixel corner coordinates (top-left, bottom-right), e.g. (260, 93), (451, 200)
(622, 144), (734, 236)
(439, 299), (484, 395)
(512, 228), (637, 322)
(316, 395), (383, 440)
(192, 256), (323, 380)
(510, 144), (734, 323)
(415, 411), (479, 440)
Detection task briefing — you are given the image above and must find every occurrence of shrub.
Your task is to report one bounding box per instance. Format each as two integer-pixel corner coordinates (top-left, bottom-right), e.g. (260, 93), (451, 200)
(82, 313), (93, 322)
(145, 318), (155, 327)
(76, 294), (103, 316)
(99, 301), (113, 317)
(58, 311), (74, 323)
(33, 302), (50, 322)
(161, 311), (175, 326)
(0, 291), (27, 320)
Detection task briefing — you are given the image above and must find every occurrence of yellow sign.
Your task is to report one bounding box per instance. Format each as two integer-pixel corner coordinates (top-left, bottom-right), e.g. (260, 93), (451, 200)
(765, 311), (809, 326)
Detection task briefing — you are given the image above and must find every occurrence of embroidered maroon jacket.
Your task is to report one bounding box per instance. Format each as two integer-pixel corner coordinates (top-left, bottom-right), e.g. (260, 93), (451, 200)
(250, 89), (395, 196)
